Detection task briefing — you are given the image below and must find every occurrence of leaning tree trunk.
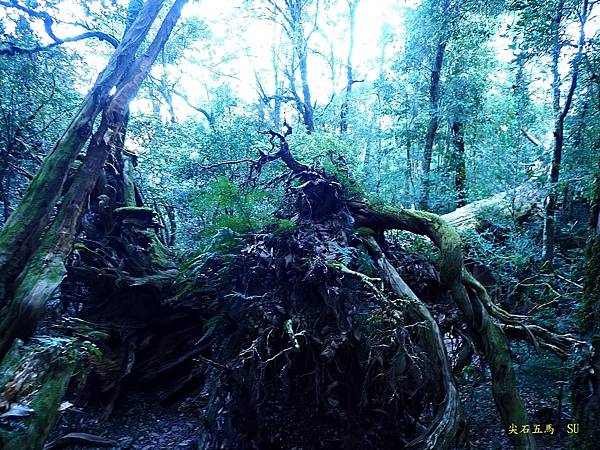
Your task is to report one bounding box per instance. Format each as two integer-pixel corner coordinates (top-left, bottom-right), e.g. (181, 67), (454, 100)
(0, 0), (164, 304)
(0, 0), (189, 360)
(441, 179), (544, 231)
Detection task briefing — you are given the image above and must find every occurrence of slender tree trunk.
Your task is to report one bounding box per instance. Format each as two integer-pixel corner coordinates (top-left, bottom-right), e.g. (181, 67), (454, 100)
(298, 51), (314, 132)
(284, 0), (315, 132)
(405, 138), (413, 202)
(451, 120), (467, 208)
(160, 50), (176, 124)
(340, 0), (359, 135)
(419, 39), (446, 210)
(542, 0), (587, 263)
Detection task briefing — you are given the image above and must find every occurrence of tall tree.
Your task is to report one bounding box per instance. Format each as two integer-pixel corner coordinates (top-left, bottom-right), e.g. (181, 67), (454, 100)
(418, 0), (450, 210)
(266, 0), (318, 132)
(339, 0), (359, 134)
(541, 0), (589, 263)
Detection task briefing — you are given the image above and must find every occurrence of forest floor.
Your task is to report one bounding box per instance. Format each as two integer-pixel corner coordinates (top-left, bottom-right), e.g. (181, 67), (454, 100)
(46, 367), (573, 450)
(49, 390), (201, 450)
(461, 354), (575, 450)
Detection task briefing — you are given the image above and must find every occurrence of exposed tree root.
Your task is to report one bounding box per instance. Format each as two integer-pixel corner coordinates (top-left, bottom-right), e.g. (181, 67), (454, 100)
(366, 238), (460, 450)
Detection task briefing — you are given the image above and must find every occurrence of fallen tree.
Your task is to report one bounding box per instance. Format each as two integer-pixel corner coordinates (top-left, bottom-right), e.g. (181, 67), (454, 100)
(441, 180), (544, 231)
(165, 124), (573, 449)
(0, 92), (577, 450)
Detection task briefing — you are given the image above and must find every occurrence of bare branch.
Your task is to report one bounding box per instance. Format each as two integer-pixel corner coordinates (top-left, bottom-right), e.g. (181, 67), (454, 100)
(7, 161), (34, 180)
(173, 90), (215, 128)
(0, 0), (119, 56)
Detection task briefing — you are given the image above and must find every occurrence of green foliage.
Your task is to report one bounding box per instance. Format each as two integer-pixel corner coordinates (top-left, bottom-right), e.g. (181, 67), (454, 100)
(193, 176), (274, 236)
(273, 219), (298, 235)
(462, 223), (540, 289)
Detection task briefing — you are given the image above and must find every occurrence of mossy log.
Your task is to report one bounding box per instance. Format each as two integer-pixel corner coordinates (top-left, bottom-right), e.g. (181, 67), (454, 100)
(0, 339), (76, 450)
(441, 180), (543, 230)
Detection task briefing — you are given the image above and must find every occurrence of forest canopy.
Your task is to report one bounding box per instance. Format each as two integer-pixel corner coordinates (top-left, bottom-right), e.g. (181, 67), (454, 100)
(0, 0), (599, 449)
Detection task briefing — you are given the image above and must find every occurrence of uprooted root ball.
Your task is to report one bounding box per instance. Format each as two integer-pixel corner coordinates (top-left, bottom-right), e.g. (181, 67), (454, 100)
(178, 216), (446, 449)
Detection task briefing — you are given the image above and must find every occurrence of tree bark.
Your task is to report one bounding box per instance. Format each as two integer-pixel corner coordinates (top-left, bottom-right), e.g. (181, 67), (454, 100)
(574, 152), (600, 448)
(340, 0), (359, 135)
(450, 120), (467, 208)
(0, 0), (165, 306)
(441, 181), (543, 232)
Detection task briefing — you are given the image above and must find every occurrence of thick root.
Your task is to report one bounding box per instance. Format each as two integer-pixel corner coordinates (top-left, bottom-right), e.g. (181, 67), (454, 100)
(366, 238), (461, 450)
(350, 201), (537, 449)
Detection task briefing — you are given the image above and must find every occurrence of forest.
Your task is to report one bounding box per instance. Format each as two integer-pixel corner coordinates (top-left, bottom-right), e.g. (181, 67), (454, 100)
(0, 0), (599, 449)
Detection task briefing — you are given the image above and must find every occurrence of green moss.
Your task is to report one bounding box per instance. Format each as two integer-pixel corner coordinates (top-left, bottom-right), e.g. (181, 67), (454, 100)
(580, 235), (600, 333)
(0, 340), (77, 450)
(114, 206), (156, 216)
(355, 227), (374, 237)
(0, 340), (24, 387)
(273, 219), (298, 235)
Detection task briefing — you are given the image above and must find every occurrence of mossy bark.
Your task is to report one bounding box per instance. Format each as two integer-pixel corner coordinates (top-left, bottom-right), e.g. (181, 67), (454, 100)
(441, 180), (543, 231)
(573, 168), (600, 449)
(0, 0), (188, 360)
(0, 339), (76, 450)
(0, 0), (165, 305)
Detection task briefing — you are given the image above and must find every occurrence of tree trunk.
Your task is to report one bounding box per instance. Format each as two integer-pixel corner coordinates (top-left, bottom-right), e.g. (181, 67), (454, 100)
(298, 49), (314, 132)
(574, 154), (600, 448)
(284, 0), (315, 132)
(441, 180), (543, 230)
(0, 0), (165, 307)
(451, 120), (467, 208)
(542, 0), (587, 263)
(419, 39), (446, 210)
(340, 0), (359, 135)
